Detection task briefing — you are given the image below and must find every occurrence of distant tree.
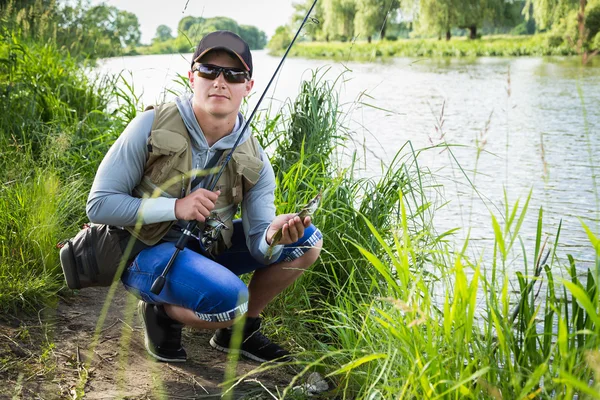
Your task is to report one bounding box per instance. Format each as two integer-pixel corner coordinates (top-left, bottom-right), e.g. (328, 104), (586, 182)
(177, 16), (204, 36)
(323, 0), (356, 41)
(268, 25), (292, 50)
(414, 0), (504, 39)
(525, 0), (600, 62)
(414, 0), (458, 40)
(457, 0), (505, 39)
(354, 0), (400, 42)
(115, 10), (141, 47)
(291, 0), (325, 40)
(205, 17), (240, 33)
(154, 24), (174, 42)
(524, 0), (578, 29)
(239, 25), (267, 49)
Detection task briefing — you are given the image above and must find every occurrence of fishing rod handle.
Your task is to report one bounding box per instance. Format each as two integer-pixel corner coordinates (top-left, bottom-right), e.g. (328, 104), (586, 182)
(150, 221), (197, 294)
(150, 246), (182, 294)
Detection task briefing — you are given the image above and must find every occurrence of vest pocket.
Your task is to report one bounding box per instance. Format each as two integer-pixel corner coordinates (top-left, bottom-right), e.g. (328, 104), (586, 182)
(232, 153), (264, 193)
(146, 129), (189, 185)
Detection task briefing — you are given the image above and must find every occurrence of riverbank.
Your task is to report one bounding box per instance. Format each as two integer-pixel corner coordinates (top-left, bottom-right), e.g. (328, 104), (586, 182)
(3, 18), (600, 399)
(271, 34), (576, 61)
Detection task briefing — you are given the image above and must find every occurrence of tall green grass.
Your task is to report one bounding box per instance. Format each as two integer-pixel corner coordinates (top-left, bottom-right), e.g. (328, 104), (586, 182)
(0, 20), (129, 312)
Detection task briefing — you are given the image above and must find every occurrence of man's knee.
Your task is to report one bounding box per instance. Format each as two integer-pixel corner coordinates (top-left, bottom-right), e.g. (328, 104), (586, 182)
(295, 238), (323, 269)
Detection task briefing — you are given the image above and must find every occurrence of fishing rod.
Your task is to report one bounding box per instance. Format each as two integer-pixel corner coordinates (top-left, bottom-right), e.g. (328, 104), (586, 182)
(151, 0), (319, 295)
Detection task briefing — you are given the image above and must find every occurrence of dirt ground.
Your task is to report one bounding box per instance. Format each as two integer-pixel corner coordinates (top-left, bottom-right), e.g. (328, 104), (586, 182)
(0, 286), (311, 399)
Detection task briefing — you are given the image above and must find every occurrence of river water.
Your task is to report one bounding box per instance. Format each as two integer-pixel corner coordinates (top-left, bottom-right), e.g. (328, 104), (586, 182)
(97, 50), (600, 273)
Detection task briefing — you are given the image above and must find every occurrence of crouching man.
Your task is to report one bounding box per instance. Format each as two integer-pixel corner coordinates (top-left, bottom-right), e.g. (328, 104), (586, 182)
(86, 31), (322, 363)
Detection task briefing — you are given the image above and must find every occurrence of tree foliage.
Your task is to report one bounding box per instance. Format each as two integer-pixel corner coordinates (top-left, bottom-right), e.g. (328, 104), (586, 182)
(172, 15), (266, 50)
(268, 25), (293, 51)
(1, 0), (141, 57)
(354, 0), (400, 41)
(291, 0), (325, 41)
(154, 24), (173, 42)
(323, 0), (357, 41)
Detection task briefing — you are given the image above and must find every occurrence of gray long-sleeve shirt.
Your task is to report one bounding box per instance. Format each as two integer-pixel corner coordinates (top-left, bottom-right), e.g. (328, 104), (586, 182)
(86, 94), (282, 263)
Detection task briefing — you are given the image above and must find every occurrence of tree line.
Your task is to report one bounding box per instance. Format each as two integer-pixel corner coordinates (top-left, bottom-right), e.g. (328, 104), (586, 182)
(271, 0), (600, 55)
(147, 16), (267, 56)
(153, 16), (266, 50)
(1, 0), (142, 58)
(1, 0), (267, 59)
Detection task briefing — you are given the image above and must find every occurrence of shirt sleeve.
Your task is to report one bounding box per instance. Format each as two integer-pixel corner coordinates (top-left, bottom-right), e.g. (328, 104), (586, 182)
(86, 110), (177, 226)
(241, 147), (282, 264)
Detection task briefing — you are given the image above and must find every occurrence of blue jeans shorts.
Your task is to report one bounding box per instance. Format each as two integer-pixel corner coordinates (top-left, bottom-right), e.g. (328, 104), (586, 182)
(121, 220), (322, 322)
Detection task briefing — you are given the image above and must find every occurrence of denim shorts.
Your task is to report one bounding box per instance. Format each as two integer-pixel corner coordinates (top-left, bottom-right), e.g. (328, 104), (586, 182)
(121, 220), (322, 322)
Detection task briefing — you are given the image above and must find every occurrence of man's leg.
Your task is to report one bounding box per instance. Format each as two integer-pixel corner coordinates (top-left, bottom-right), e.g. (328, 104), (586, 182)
(122, 242), (250, 362)
(209, 223), (323, 362)
(247, 241), (322, 317)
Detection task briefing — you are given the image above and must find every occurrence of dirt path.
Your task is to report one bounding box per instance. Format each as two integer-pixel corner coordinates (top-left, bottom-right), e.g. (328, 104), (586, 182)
(0, 286), (299, 399)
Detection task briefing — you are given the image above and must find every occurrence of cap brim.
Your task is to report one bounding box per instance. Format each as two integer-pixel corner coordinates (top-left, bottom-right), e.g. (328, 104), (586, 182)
(193, 47), (250, 72)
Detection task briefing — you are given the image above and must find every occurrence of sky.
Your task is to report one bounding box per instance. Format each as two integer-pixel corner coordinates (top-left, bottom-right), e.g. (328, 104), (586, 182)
(88, 0), (297, 45)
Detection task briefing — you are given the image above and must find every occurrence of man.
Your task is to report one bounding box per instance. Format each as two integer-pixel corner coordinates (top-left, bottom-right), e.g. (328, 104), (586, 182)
(86, 31), (323, 363)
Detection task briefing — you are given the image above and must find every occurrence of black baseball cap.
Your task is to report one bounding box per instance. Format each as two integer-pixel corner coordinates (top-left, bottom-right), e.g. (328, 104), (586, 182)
(191, 31), (253, 77)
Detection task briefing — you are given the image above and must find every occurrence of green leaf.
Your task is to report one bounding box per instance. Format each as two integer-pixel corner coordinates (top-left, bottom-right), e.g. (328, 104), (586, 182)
(563, 280), (600, 329)
(326, 353), (387, 377)
(491, 214), (506, 258)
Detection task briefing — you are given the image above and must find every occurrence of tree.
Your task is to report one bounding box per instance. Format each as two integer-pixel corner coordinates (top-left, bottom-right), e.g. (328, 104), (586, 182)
(291, 0), (325, 41)
(457, 0), (504, 39)
(154, 25), (173, 42)
(354, 0), (400, 42)
(239, 25), (267, 49)
(115, 10), (140, 47)
(178, 16), (203, 36)
(323, 0), (356, 41)
(526, 0), (599, 62)
(415, 0), (504, 39)
(524, 0), (578, 29)
(414, 0), (459, 40)
(268, 25), (292, 51)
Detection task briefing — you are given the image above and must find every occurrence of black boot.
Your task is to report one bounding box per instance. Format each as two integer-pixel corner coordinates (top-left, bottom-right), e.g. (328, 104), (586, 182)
(209, 316), (291, 363)
(138, 300), (187, 362)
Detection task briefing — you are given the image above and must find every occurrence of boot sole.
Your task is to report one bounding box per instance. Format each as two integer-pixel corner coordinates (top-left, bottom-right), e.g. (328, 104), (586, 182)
(138, 301), (186, 363)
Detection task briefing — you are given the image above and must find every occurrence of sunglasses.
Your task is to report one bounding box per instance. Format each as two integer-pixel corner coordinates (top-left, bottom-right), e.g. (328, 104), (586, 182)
(192, 63), (249, 84)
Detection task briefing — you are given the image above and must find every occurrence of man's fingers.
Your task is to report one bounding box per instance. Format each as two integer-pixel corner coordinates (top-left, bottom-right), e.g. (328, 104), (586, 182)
(205, 189), (220, 201)
(194, 205), (209, 220)
(194, 211), (206, 222)
(303, 216), (312, 227)
(287, 219), (300, 242)
(198, 196), (216, 211)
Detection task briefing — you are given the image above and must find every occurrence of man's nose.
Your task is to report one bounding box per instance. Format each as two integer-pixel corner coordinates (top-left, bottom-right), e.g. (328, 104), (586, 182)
(213, 72), (227, 87)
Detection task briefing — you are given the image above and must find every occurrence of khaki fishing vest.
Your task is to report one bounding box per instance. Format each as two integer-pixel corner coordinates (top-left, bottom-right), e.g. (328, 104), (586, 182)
(124, 102), (264, 255)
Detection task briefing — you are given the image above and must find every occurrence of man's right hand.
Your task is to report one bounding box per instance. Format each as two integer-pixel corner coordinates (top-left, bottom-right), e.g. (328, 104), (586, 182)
(174, 189), (221, 222)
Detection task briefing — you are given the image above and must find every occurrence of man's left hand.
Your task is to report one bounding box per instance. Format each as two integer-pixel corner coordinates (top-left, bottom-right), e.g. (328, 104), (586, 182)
(266, 213), (312, 246)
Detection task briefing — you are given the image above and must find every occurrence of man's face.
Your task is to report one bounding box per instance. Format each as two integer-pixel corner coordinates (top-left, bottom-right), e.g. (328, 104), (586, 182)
(188, 50), (253, 120)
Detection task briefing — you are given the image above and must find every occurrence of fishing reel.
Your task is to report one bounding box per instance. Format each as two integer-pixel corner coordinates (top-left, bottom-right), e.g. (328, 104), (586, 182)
(198, 211), (229, 257)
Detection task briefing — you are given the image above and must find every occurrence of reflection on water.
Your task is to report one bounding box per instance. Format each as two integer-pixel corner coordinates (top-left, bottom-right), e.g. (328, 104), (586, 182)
(97, 51), (600, 271)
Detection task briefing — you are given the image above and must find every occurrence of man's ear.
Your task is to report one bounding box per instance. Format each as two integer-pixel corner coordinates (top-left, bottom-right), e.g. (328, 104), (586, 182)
(188, 70), (194, 85)
(244, 79), (254, 97)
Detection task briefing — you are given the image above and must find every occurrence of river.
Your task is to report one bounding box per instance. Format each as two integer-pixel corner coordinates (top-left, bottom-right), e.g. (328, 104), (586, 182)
(97, 50), (600, 273)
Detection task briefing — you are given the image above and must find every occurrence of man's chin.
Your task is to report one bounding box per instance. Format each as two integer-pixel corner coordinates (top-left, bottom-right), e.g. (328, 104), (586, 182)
(208, 109), (233, 119)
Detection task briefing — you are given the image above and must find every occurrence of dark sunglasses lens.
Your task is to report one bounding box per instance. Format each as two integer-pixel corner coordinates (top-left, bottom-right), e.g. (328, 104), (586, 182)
(223, 70), (247, 83)
(196, 65), (219, 80)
